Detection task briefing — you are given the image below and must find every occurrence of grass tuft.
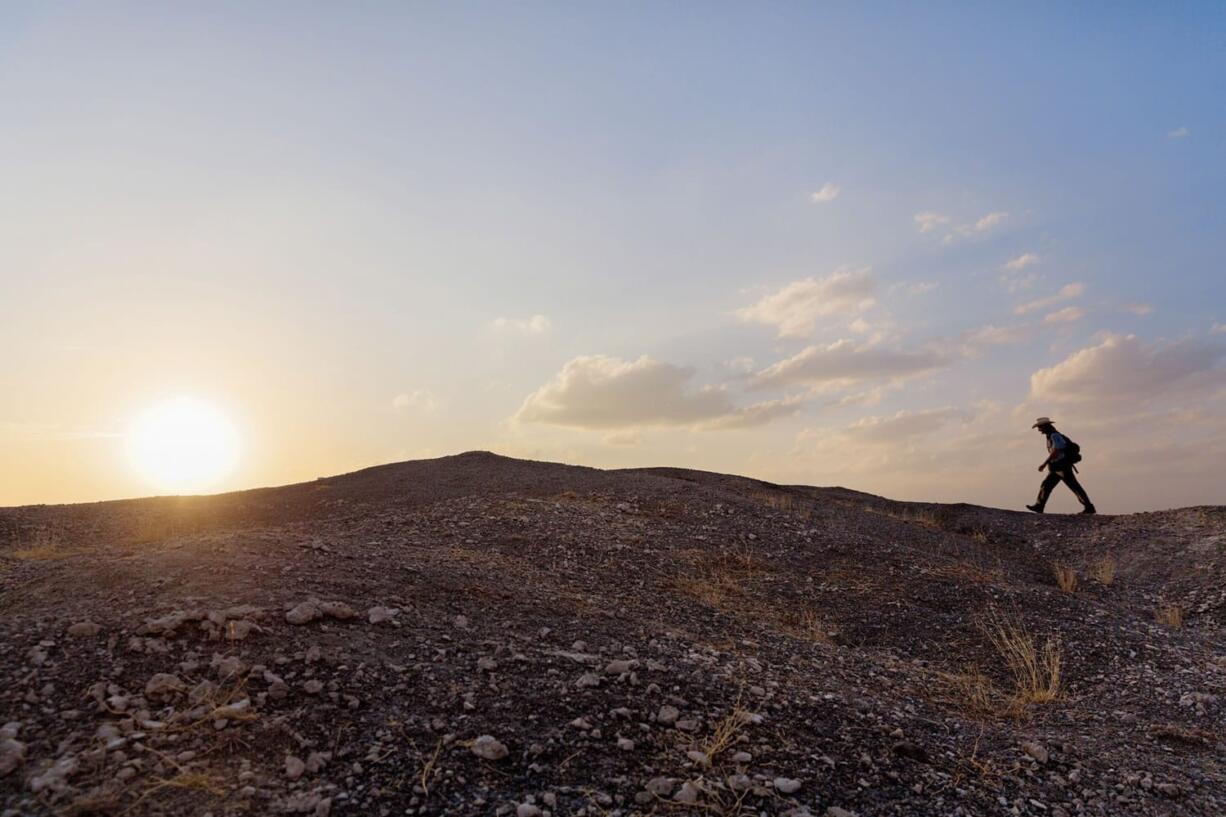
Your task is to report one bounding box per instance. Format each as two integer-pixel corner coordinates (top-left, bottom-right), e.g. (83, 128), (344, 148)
(1155, 604), (1184, 628)
(1091, 556), (1116, 586)
(1052, 562), (1078, 593)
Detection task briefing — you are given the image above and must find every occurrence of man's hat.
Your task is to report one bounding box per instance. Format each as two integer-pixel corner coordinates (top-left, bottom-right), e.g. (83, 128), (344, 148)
(1032, 417), (1054, 428)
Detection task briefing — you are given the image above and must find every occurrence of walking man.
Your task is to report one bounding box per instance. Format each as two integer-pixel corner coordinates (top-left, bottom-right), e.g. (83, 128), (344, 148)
(1027, 417), (1096, 514)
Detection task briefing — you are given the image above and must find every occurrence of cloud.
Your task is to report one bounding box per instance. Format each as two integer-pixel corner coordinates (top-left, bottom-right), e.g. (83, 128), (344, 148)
(1168, 126), (1188, 139)
(841, 407), (972, 444)
(514, 355), (801, 430)
(1123, 303), (1154, 316)
(491, 314), (551, 335)
(1044, 306), (1086, 324)
(938, 211), (1011, 244)
(392, 390), (439, 413)
(736, 267), (875, 338)
(1014, 282), (1085, 315)
(1029, 334), (1226, 405)
(810, 182), (840, 203)
(914, 212), (950, 233)
(1004, 253), (1040, 271)
(957, 323), (1032, 354)
(751, 339), (950, 390)
(1, 422), (121, 441)
(1213, 323), (1226, 335)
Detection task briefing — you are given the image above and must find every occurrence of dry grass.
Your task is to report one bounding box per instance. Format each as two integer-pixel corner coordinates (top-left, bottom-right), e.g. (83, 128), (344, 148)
(668, 547), (766, 608)
(777, 609), (832, 643)
(940, 669), (1009, 719)
(1092, 556), (1116, 586)
(1155, 604), (1184, 628)
(932, 560), (1005, 586)
(1052, 562), (1078, 593)
(699, 694), (751, 760)
(9, 543), (81, 560)
(983, 610), (1062, 707)
(418, 737), (444, 796)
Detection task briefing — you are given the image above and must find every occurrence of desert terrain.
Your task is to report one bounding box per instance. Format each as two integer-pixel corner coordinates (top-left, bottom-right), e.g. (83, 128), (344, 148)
(1, 451), (1223, 816)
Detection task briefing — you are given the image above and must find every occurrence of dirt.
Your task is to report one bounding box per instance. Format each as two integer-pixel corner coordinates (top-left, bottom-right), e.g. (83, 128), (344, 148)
(1, 451), (1223, 816)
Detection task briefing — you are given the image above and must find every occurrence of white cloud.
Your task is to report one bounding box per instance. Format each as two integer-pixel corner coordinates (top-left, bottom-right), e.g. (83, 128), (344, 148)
(751, 339), (950, 390)
(1123, 303), (1154, 316)
(938, 211), (1011, 244)
(491, 314), (551, 335)
(1015, 282), (1085, 315)
(842, 407), (972, 444)
(1029, 334), (1226, 405)
(957, 324), (1032, 354)
(1044, 306), (1086, 324)
(1004, 253), (1040, 271)
(810, 182), (840, 203)
(736, 267), (875, 338)
(1168, 126), (1188, 139)
(1213, 323), (1226, 335)
(914, 211), (950, 233)
(974, 211), (1009, 232)
(392, 390), (439, 413)
(514, 355), (801, 430)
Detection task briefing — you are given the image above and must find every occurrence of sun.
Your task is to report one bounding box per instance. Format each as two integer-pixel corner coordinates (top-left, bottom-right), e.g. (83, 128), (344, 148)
(127, 397), (240, 492)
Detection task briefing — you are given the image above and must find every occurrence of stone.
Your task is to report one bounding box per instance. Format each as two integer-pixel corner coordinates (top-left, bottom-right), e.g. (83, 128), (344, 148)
(306, 752), (330, 773)
(516, 804), (542, 817)
(319, 601), (356, 620)
(617, 737), (635, 750)
(225, 620), (259, 641)
(826, 808), (857, 817)
(775, 777), (802, 794)
(478, 656), (498, 672)
(657, 705), (680, 725)
(0, 738), (25, 776)
(285, 755), (306, 780)
(645, 776), (675, 796)
(727, 773), (752, 791)
(686, 749), (711, 767)
(605, 659), (637, 674)
(470, 735), (509, 760)
(145, 673), (186, 698)
(286, 602), (321, 625)
(673, 781), (701, 805)
(1021, 741), (1049, 765)
(731, 750), (752, 763)
(66, 622), (101, 637)
(576, 672), (602, 689)
(367, 606), (398, 624)
(303, 679), (325, 695)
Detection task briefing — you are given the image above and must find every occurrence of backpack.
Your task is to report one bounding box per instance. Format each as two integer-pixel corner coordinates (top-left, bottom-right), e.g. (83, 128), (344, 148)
(1063, 438), (1082, 465)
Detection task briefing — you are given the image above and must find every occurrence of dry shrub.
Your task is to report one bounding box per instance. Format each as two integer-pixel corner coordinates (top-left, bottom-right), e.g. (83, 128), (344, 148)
(940, 668), (1009, 719)
(983, 611), (1062, 707)
(1052, 562), (1078, 593)
(777, 610), (831, 643)
(1092, 556), (1116, 586)
(9, 543), (80, 560)
(668, 547), (765, 608)
(1155, 604), (1184, 628)
(933, 561), (1004, 586)
(700, 695), (751, 759)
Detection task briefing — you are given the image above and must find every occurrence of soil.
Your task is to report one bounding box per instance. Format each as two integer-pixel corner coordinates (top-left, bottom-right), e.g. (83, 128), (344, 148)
(1, 451), (1223, 816)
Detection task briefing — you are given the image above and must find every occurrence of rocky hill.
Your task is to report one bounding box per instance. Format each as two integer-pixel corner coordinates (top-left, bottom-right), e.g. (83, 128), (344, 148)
(1, 451), (1223, 816)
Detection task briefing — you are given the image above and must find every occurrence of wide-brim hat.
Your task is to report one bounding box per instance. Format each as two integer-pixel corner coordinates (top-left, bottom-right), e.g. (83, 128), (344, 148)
(1032, 416), (1054, 428)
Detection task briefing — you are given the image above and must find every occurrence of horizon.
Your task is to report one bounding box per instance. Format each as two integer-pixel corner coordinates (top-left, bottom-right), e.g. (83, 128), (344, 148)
(3, 3), (1225, 514)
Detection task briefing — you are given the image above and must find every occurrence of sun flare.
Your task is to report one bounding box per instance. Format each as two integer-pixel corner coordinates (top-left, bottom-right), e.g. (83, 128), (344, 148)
(127, 397), (240, 493)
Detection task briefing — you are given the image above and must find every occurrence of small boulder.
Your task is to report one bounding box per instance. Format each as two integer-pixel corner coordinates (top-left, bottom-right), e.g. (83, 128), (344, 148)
(367, 606), (398, 624)
(145, 673), (186, 698)
(285, 755), (306, 781)
(470, 735), (508, 760)
(774, 777), (802, 794)
(286, 602), (321, 625)
(319, 601), (356, 620)
(66, 622), (101, 637)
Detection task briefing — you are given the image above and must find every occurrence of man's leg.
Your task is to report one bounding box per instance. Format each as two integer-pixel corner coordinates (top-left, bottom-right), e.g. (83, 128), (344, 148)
(1060, 469), (1095, 511)
(1034, 470), (1061, 510)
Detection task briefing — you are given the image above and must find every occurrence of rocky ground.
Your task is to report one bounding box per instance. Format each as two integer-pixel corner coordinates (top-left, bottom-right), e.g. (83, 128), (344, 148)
(1, 451), (1223, 816)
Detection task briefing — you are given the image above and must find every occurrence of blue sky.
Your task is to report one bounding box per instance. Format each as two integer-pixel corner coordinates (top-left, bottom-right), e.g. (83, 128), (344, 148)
(2, 2), (1224, 510)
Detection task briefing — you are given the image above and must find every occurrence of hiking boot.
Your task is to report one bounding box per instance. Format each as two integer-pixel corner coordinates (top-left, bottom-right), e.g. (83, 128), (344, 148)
(1080, 505), (1097, 515)
(1026, 504), (1044, 514)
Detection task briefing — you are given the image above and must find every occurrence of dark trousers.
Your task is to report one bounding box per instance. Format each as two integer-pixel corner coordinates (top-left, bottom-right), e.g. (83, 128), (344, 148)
(1036, 465), (1093, 510)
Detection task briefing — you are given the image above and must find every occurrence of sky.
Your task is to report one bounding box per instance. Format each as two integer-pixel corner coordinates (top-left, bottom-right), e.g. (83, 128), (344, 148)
(2, 2), (1224, 513)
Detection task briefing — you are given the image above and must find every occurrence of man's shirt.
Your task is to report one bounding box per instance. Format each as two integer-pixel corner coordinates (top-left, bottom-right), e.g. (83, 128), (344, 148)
(1047, 432), (1068, 456)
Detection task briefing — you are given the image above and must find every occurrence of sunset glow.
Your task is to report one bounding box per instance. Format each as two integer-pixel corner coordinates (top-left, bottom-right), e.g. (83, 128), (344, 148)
(126, 398), (240, 493)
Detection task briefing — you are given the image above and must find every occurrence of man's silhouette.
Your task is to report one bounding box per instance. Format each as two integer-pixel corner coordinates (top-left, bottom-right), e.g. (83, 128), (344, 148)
(1026, 417), (1096, 514)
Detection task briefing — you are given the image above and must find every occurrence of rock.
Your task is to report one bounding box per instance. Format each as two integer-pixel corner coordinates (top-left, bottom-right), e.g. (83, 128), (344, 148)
(775, 777), (802, 794)
(576, 672), (602, 689)
(727, 773), (752, 791)
(28, 755), (78, 795)
(892, 741), (929, 763)
(605, 659), (637, 674)
(66, 621), (101, 637)
(477, 656), (498, 672)
(826, 808), (857, 817)
(645, 776), (675, 796)
(212, 698), (251, 720)
(145, 673), (186, 698)
(0, 738), (25, 776)
(1021, 741), (1049, 764)
(285, 755), (306, 781)
(319, 601), (356, 620)
(657, 705), (680, 725)
(306, 751), (330, 773)
(673, 780), (701, 804)
(189, 679), (219, 705)
(286, 602), (322, 625)
(212, 653), (246, 679)
(367, 606), (398, 624)
(225, 620), (259, 641)
(303, 679), (325, 695)
(731, 750), (752, 763)
(516, 804), (542, 817)
(617, 737), (635, 750)
(470, 735), (508, 760)
(454, 615), (469, 629)
(686, 749), (711, 767)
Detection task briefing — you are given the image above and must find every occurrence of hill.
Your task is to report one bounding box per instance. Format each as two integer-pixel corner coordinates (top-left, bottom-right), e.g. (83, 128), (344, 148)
(1, 452), (1223, 816)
